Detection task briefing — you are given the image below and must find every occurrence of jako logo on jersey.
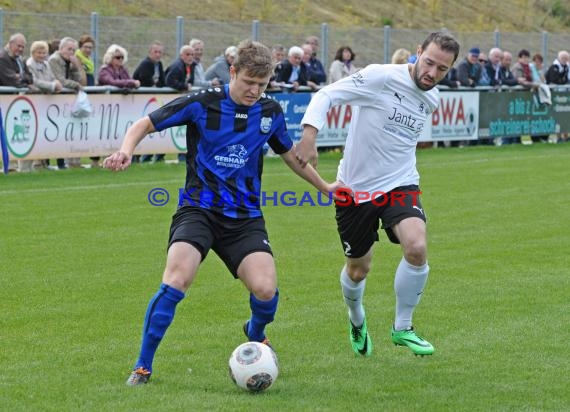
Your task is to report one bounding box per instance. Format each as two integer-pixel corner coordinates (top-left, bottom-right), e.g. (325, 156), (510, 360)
(235, 113), (248, 119)
(214, 144), (249, 168)
(260, 117), (272, 133)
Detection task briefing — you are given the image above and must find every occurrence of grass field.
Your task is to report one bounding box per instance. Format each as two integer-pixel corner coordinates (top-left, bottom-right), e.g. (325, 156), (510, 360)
(1, 143), (569, 411)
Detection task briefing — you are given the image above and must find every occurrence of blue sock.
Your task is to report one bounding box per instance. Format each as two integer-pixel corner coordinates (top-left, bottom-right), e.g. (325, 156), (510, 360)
(134, 283), (185, 372)
(247, 289), (279, 342)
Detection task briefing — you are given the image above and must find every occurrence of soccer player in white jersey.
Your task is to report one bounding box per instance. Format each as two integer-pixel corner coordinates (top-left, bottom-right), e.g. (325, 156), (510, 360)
(295, 32), (460, 356)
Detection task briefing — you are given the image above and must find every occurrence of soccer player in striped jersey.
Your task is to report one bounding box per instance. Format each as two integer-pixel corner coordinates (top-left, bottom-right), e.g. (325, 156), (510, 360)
(296, 32), (460, 357)
(104, 40), (341, 385)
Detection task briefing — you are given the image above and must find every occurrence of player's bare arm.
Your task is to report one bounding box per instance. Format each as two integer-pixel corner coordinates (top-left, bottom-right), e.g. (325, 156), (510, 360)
(281, 148), (344, 199)
(103, 116), (156, 172)
(294, 124), (319, 168)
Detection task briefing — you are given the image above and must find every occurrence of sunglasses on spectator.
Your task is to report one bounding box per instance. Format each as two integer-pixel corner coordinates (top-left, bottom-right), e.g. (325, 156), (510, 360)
(479, 59), (487, 62)
(113, 55), (124, 60)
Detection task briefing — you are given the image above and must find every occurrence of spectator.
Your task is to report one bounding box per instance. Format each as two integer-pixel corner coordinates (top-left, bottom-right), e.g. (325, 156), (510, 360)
(304, 35), (326, 84)
(301, 44), (320, 90)
(26, 40), (63, 171)
(275, 46), (308, 92)
(165, 45), (196, 92)
(476, 52), (492, 86)
(189, 38), (220, 88)
(98, 44), (140, 89)
(49, 37), (87, 169)
(133, 41), (165, 87)
(499, 51), (518, 86)
(391, 48), (411, 64)
(486, 47), (503, 86)
(269, 44), (285, 89)
(329, 46), (357, 84)
(456, 47), (482, 87)
(76, 34), (99, 167)
(439, 66), (460, 88)
(27, 40), (63, 93)
(205, 45), (236, 85)
(512, 49), (533, 88)
(529, 53), (551, 142)
(49, 37), (86, 91)
(499, 51), (521, 144)
(76, 35), (96, 86)
(545, 50), (570, 85)
(0, 33), (35, 89)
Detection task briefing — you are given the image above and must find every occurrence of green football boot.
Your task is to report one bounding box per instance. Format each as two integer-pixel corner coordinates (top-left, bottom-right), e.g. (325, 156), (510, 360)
(349, 318), (372, 356)
(391, 326), (434, 356)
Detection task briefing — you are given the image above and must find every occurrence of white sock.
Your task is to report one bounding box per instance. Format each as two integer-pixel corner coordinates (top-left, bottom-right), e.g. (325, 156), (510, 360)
(394, 257), (429, 331)
(340, 265), (366, 326)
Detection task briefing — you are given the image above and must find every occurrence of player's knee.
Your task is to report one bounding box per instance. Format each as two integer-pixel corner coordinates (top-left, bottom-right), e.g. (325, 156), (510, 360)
(251, 284), (276, 301)
(346, 263), (370, 282)
(403, 240), (427, 266)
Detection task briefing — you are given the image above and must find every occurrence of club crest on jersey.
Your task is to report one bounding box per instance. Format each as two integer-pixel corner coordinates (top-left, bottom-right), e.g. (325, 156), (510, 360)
(214, 144), (249, 168)
(260, 117), (272, 134)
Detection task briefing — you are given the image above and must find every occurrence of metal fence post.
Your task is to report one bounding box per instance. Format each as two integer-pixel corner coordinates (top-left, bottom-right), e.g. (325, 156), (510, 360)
(384, 25), (391, 64)
(91, 12), (99, 77)
(321, 22), (328, 74)
(541, 31), (549, 63)
(251, 20), (260, 42)
(494, 30), (501, 48)
(0, 9), (4, 48)
(176, 16), (184, 52)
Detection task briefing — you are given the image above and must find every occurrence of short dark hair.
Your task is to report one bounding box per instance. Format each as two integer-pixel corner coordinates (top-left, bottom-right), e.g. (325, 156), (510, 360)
(78, 34), (95, 47)
(421, 32), (461, 63)
(518, 49), (530, 58)
(233, 39), (273, 78)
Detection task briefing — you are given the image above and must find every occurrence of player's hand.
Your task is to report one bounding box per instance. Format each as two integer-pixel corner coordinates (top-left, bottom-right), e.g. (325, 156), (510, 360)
(325, 181), (352, 201)
(294, 138), (318, 169)
(103, 151), (131, 171)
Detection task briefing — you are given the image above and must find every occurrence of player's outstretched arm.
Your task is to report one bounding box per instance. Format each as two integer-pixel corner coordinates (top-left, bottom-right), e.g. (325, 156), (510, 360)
(281, 147), (345, 199)
(103, 116), (156, 172)
(294, 124), (319, 169)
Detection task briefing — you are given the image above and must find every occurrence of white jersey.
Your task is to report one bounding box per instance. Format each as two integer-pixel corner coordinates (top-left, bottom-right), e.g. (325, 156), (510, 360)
(301, 64), (439, 200)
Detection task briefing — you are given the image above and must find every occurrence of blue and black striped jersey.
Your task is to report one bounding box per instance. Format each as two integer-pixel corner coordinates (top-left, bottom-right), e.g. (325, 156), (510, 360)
(149, 85), (293, 218)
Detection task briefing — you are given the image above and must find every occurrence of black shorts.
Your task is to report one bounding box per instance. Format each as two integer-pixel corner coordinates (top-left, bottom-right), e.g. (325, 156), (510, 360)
(168, 206), (273, 277)
(335, 185), (426, 258)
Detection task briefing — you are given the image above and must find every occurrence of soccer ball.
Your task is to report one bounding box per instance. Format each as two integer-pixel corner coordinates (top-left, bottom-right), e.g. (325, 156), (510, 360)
(228, 341), (279, 392)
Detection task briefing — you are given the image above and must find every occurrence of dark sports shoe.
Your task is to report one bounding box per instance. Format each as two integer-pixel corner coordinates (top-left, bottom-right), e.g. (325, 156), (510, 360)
(243, 320), (273, 351)
(126, 367), (151, 386)
(349, 318), (372, 356)
(391, 326), (434, 356)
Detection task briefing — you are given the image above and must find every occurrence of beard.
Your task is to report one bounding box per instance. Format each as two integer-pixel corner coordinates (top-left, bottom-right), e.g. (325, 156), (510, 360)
(413, 62), (436, 91)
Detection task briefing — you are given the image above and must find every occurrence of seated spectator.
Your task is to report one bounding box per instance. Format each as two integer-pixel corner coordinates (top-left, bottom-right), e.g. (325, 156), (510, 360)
(165, 45), (196, 91)
(275, 46), (308, 92)
(98, 44), (140, 89)
(329, 46), (357, 84)
(0, 33), (35, 89)
(512, 49), (533, 88)
(439, 67), (460, 88)
(76, 34), (96, 86)
(303, 35), (326, 85)
(391, 48), (411, 64)
(133, 41), (165, 87)
(456, 47), (482, 87)
(545, 50), (570, 85)
(205, 46), (236, 85)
